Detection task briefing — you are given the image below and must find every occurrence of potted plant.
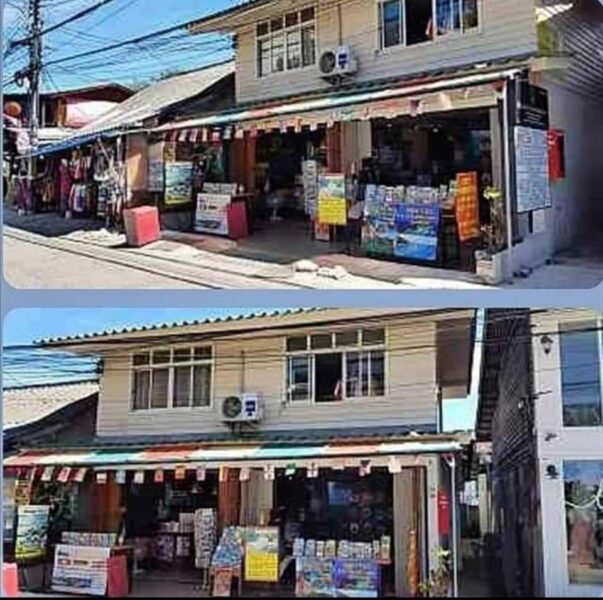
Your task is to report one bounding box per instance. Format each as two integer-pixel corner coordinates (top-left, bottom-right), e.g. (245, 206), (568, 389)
(475, 186), (508, 284)
(418, 548), (452, 598)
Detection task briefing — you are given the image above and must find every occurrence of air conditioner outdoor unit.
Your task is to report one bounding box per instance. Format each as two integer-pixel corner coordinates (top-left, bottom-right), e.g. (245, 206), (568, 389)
(319, 45), (358, 81)
(221, 394), (263, 423)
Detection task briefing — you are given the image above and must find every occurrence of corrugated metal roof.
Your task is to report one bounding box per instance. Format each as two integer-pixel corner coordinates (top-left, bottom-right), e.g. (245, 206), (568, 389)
(2, 381), (99, 431)
(36, 308), (318, 345)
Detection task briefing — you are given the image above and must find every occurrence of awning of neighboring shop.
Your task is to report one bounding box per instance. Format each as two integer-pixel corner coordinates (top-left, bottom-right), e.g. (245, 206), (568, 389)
(154, 65), (525, 138)
(27, 129), (123, 158)
(4, 439), (462, 471)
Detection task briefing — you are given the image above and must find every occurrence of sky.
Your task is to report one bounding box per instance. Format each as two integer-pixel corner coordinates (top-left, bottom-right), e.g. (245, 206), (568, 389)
(2, 308), (482, 432)
(3, 0), (240, 91)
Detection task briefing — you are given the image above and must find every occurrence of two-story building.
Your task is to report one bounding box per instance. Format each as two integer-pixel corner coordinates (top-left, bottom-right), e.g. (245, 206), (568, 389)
(146, 0), (603, 282)
(476, 308), (603, 597)
(4, 308), (475, 597)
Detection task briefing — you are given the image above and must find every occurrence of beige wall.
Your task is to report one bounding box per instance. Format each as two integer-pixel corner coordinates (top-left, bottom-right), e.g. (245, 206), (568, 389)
(95, 314), (451, 438)
(232, 0), (538, 103)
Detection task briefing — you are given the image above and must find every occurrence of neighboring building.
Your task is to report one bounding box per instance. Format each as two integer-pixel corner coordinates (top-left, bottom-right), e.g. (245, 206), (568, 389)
(476, 308), (603, 597)
(3, 84), (133, 153)
(5, 308), (476, 596)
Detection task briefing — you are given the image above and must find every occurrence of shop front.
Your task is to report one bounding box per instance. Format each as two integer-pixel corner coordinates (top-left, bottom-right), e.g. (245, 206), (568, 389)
(3, 439), (460, 597)
(152, 65), (525, 279)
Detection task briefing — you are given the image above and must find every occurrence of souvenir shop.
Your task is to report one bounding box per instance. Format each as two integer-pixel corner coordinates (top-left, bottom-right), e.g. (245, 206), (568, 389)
(3, 442), (459, 597)
(11, 137), (126, 227)
(152, 68), (520, 275)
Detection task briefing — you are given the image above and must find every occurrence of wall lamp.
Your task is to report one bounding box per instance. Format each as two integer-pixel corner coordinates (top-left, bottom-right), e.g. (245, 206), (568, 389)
(540, 334), (554, 356)
(546, 465), (559, 480)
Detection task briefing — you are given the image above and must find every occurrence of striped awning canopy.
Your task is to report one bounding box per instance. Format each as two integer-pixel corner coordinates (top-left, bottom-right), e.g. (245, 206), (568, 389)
(4, 439), (461, 471)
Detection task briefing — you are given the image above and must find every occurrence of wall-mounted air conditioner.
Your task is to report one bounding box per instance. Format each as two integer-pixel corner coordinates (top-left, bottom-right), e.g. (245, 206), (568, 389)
(221, 394), (263, 423)
(319, 46), (358, 82)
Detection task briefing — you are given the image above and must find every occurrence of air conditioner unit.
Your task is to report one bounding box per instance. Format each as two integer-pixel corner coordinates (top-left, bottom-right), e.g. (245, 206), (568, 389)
(319, 46), (358, 81)
(221, 394), (263, 423)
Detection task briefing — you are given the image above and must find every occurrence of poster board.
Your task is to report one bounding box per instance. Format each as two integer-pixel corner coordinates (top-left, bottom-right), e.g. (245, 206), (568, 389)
(52, 544), (111, 597)
(455, 172), (480, 242)
(333, 558), (380, 597)
(302, 160), (319, 219)
(515, 126), (552, 213)
(318, 174), (347, 226)
(362, 203), (440, 262)
(296, 558), (335, 597)
(14, 479), (33, 506)
(195, 193), (231, 236)
(15, 505), (50, 561)
(244, 527), (279, 583)
(165, 162), (193, 206)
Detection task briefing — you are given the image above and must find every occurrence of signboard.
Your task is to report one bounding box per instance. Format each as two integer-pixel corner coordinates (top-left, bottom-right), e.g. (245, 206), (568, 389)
(14, 479), (32, 506)
(15, 505), (50, 561)
(165, 161), (193, 206)
(438, 490), (451, 536)
(515, 80), (549, 130)
(333, 559), (380, 597)
(318, 174), (347, 226)
(213, 567), (234, 597)
(455, 172), (480, 242)
(195, 193), (231, 236)
(148, 142), (164, 192)
(362, 203), (440, 262)
(3, 478), (17, 543)
(244, 527), (279, 583)
(515, 126), (552, 213)
(52, 544), (111, 597)
(296, 558), (335, 597)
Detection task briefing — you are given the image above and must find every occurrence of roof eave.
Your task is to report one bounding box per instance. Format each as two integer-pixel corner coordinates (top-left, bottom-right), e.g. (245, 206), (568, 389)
(187, 0), (276, 35)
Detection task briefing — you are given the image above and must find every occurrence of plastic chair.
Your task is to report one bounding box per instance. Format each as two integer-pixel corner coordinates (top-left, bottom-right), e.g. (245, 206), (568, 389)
(3, 563), (19, 597)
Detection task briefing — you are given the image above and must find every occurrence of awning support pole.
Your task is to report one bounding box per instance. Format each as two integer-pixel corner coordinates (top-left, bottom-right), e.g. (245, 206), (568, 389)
(502, 77), (515, 280)
(445, 453), (459, 598)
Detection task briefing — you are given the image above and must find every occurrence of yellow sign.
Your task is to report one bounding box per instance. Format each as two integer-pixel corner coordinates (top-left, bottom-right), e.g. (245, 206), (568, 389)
(318, 174), (347, 226)
(244, 527), (279, 583)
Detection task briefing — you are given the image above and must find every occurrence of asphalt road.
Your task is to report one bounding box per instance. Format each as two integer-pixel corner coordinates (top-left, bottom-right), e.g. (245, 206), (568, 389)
(3, 235), (205, 289)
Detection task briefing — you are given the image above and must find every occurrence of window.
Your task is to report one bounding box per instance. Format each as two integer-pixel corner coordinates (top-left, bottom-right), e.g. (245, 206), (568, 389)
(379, 0), (479, 50)
(131, 346), (213, 411)
(257, 7), (316, 77)
(564, 461), (603, 585)
(285, 329), (386, 402)
(560, 323), (603, 427)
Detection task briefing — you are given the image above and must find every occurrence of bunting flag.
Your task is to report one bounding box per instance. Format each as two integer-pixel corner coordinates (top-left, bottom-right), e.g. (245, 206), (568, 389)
(219, 466), (229, 483)
(133, 471), (145, 485)
(41, 467), (54, 482)
(294, 119), (302, 134)
(196, 466), (207, 482)
(388, 457), (402, 474)
(189, 129), (199, 143)
(201, 128), (209, 143)
(249, 127), (258, 139)
(115, 470), (127, 485)
(359, 460), (372, 478)
(28, 467), (38, 482)
(73, 468), (88, 483)
(175, 466), (187, 481)
(57, 467), (72, 484)
(177, 129), (188, 143)
(280, 123), (288, 134)
(264, 465), (275, 481)
(307, 464), (319, 479)
(285, 464), (297, 477)
(309, 122), (318, 132)
(410, 98), (423, 117)
(239, 467), (250, 482)
(154, 469), (164, 484)
(234, 128), (245, 140)
(96, 472), (108, 485)
(223, 126), (233, 141)
(211, 130), (222, 143)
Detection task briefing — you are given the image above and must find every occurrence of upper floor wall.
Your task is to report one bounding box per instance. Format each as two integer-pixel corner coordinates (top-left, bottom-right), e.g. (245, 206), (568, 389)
(197, 0), (539, 104)
(91, 309), (474, 439)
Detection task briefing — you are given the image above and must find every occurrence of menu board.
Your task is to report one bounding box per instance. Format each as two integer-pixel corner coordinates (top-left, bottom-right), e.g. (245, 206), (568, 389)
(195, 193), (231, 236)
(15, 505), (50, 561)
(363, 203), (440, 262)
(148, 142), (165, 193)
(455, 172), (480, 242)
(165, 162), (193, 206)
(296, 558), (335, 597)
(302, 160), (319, 219)
(318, 174), (347, 226)
(52, 544), (111, 596)
(515, 126), (552, 213)
(244, 527), (279, 583)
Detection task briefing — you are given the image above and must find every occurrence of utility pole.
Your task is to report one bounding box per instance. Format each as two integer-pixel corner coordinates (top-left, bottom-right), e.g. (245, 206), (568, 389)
(27, 0), (42, 189)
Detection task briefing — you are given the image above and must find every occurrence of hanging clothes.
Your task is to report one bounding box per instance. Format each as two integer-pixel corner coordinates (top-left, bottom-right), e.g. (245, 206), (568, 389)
(58, 159), (73, 214)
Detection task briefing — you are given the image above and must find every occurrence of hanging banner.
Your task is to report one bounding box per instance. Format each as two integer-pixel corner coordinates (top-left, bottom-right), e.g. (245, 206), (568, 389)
(302, 160), (319, 219)
(165, 162), (193, 206)
(244, 527), (279, 583)
(195, 193), (231, 236)
(318, 174), (347, 226)
(15, 505), (50, 561)
(438, 490), (451, 536)
(515, 127), (552, 213)
(52, 544), (111, 596)
(455, 172), (480, 242)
